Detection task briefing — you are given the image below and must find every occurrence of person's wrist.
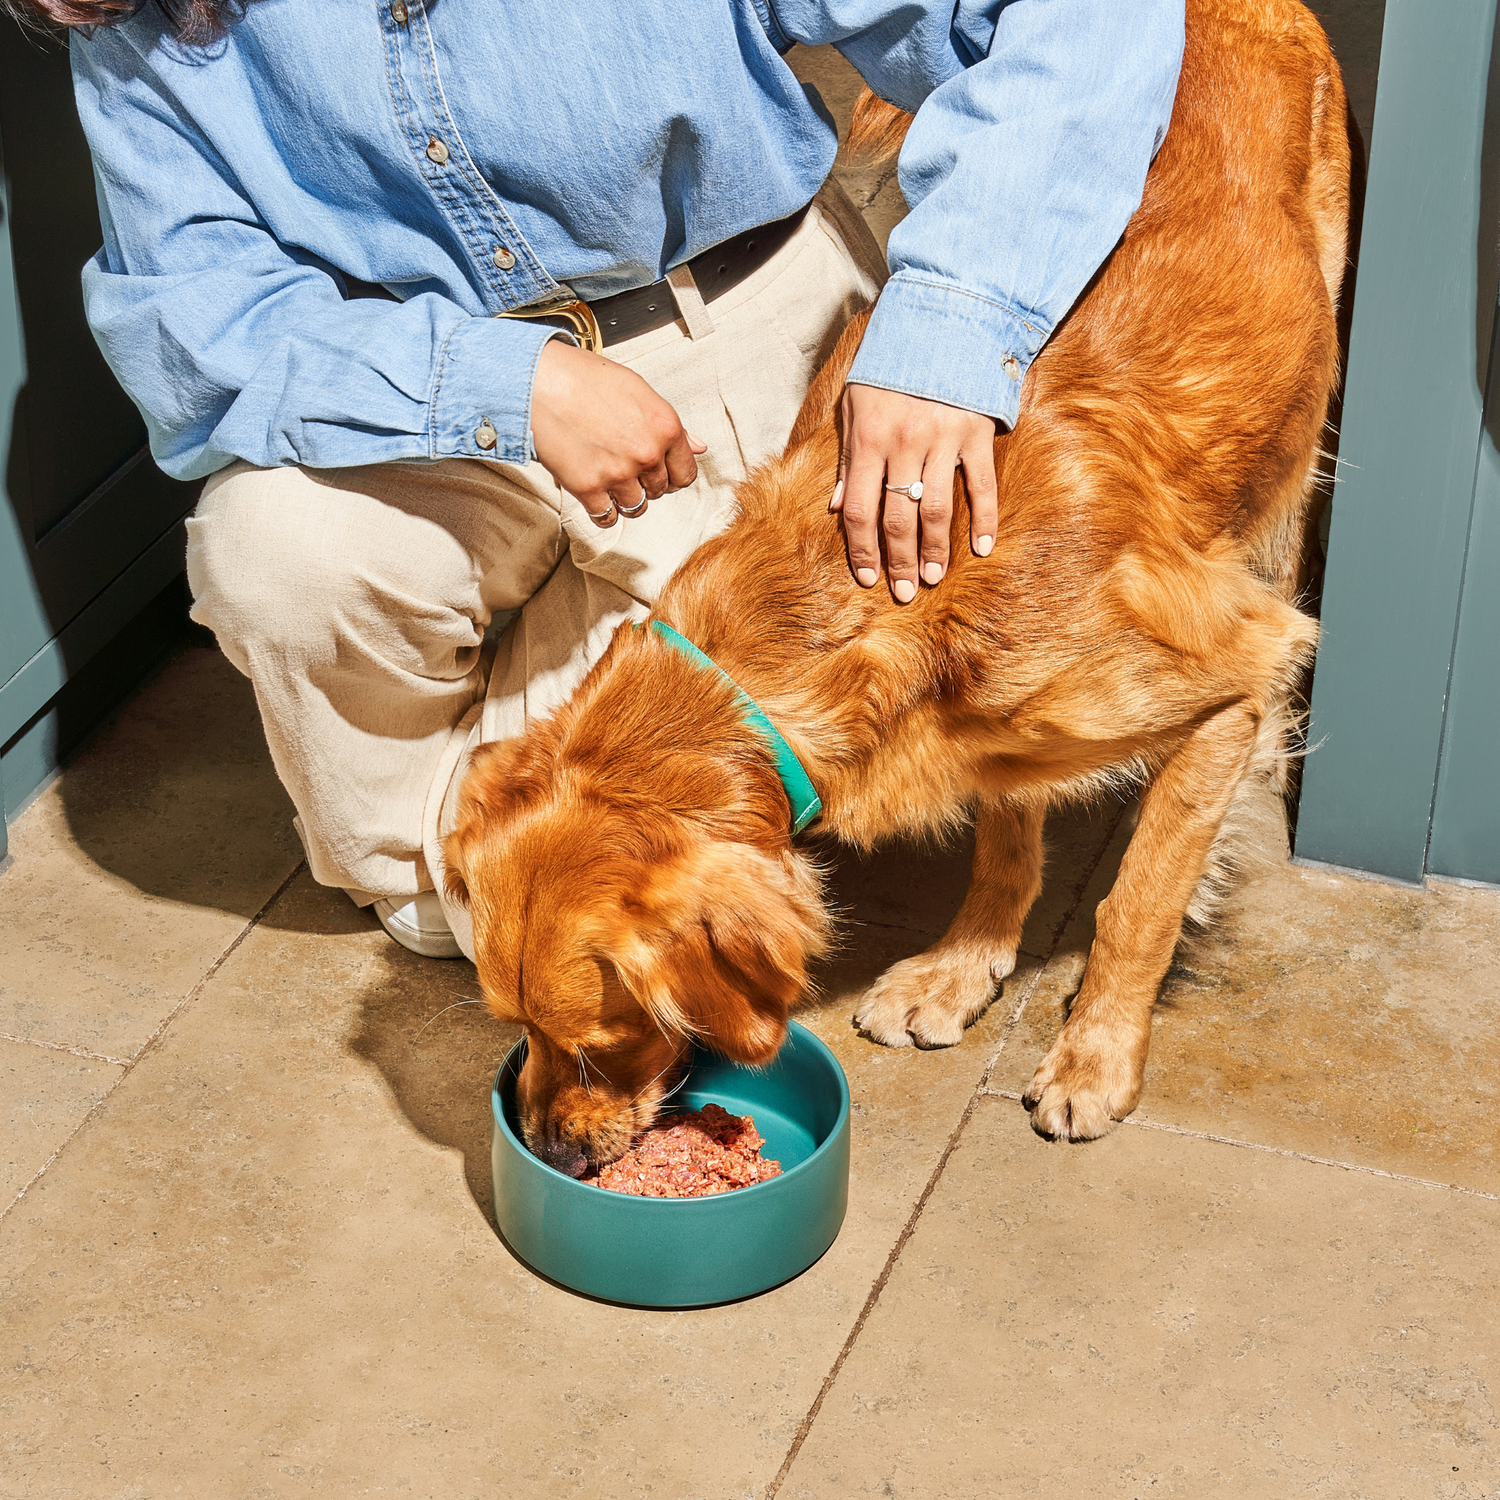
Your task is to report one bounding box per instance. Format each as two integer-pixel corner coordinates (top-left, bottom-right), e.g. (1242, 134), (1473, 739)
(531, 334), (578, 423)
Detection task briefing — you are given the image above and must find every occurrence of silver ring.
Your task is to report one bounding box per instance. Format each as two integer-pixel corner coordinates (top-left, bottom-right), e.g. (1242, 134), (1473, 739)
(584, 501), (617, 523)
(616, 495), (649, 518)
(885, 480), (924, 501)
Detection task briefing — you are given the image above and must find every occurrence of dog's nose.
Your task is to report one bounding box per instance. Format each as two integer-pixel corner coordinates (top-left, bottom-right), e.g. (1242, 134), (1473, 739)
(534, 1132), (588, 1178)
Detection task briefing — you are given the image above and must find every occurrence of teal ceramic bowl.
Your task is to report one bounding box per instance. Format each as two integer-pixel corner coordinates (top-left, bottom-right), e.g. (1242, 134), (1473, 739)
(491, 1021), (850, 1307)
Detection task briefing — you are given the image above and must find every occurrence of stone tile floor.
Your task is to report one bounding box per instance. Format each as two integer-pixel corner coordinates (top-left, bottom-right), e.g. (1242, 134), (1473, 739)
(4, 628), (1497, 1500)
(8, 30), (1498, 1498)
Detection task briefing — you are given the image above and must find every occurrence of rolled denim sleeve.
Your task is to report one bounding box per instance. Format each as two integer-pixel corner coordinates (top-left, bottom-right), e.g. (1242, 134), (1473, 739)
(73, 35), (559, 481)
(775, 0), (1184, 429)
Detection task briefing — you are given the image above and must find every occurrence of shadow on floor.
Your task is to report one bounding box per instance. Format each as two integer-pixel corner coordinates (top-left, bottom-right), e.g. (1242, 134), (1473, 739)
(346, 943), (517, 1225)
(49, 633), (320, 923)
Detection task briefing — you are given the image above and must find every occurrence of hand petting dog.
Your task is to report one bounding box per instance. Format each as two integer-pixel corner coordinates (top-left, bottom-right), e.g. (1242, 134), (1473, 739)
(832, 384), (999, 601)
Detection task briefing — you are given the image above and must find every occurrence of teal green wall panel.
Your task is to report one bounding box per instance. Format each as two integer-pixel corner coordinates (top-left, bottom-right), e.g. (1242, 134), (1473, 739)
(1297, 0), (1500, 882)
(0, 517), (189, 746)
(1427, 412), (1500, 884)
(2, 20), (198, 860)
(1, 579), (189, 825)
(0, 111), (51, 677)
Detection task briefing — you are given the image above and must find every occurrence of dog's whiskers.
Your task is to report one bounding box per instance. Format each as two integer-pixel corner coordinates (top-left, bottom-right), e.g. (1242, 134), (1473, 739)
(628, 1050), (688, 1116)
(414, 998), (484, 1039)
(579, 1048), (618, 1096)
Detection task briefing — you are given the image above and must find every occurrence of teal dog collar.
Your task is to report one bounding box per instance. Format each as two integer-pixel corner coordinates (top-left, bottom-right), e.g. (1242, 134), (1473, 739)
(644, 620), (823, 836)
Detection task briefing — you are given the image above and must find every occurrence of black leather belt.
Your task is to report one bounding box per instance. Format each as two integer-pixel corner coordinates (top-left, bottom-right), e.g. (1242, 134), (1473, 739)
(344, 201), (809, 349)
(495, 202), (810, 351)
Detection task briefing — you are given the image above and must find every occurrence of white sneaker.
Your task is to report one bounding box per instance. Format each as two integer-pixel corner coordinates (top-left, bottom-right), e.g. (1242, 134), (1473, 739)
(372, 891), (464, 959)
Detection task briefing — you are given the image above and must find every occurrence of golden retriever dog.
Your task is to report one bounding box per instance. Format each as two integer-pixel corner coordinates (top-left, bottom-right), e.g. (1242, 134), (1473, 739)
(444, 0), (1351, 1174)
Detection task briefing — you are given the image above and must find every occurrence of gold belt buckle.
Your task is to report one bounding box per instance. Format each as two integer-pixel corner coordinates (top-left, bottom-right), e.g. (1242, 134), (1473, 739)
(495, 294), (602, 353)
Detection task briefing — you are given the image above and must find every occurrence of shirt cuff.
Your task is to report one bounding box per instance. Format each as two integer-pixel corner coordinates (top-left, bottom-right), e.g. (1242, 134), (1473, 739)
(748, 0), (793, 52)
(845, 273), (1052, 432)
(429, 313), (571, 464)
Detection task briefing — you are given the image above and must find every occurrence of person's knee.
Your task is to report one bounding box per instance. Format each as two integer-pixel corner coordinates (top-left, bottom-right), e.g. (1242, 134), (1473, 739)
(186, 465), (348, 670)
(186, 462), (488, 679)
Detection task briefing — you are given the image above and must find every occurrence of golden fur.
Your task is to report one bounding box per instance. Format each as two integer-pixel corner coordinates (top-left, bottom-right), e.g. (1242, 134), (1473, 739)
(445, 0), (1352, 1169)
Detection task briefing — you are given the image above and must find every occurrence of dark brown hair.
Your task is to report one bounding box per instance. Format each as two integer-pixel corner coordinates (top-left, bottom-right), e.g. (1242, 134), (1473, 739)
(2, 0), (235, 41)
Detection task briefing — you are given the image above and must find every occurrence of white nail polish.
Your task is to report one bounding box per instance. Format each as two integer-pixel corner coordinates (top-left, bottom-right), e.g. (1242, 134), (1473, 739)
(922, 562), (944, 585)
(856, 567), (878, 587)
(892, 578), (916, 604)
(975, 535), (995, 557)
(830, 480), (844, 511)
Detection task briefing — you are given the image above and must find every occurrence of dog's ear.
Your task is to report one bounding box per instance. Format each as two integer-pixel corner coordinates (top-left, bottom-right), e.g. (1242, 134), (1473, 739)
(612, 842), (831, 1064)
(443, 739), (531, 911)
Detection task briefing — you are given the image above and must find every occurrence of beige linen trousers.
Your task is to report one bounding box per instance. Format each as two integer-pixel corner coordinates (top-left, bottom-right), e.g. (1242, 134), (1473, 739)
(187, 182), (885, 957)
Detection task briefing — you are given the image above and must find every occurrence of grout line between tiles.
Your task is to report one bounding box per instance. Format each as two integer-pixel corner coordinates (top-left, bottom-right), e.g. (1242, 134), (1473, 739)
(849, 166), (897, 212)
(0, 1032), (131, 1068)
(0, 861), (307, 1229)
(845, 918), (950, 936)
(764, 809), (1127, 1500)
(982, 1089), (1500, 1201)
(979, 963), (1047, 1091)
(1017, 799), (1130, 986)
(762, 1070), (987, 1500)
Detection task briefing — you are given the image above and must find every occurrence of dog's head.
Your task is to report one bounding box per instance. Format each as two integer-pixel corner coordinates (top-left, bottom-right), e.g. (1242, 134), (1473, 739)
(444, 719), (829, 1176)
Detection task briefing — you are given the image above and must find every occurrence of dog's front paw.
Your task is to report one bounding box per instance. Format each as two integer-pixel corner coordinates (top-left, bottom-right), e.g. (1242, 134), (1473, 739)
(1022, 1022), (1146, 1140)
(854, 946), (1014, 1050)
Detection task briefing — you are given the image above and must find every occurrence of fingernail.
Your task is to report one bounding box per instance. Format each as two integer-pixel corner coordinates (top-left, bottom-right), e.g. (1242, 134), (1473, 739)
(855, 567), (878, 588)
(921, 562), (944, 585)
(975, 535), (995, 557)
(829, 480), (844, 512)
(892, 578), (917, 604)
(687, 432), (708, 452)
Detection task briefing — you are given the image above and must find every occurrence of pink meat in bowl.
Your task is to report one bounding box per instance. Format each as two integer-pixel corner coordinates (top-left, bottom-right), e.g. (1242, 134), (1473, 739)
(584, 1102), (782, 1198)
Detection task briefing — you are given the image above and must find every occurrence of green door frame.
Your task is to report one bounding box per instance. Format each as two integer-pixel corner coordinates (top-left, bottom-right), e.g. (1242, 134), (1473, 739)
(1297, 0), (1500, 887)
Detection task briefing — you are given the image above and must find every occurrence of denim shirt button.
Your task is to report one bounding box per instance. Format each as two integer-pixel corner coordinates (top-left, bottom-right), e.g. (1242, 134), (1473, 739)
(425, 136), (450, 166)
(390, 0), (408, 23)
(1002, 355), (1021, 381)
(492, 245), (516, 271)
(475, 419), (498, 451)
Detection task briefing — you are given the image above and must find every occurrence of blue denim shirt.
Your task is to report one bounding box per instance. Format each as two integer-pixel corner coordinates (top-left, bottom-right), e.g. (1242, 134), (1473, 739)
(71, 0), (1183, 482)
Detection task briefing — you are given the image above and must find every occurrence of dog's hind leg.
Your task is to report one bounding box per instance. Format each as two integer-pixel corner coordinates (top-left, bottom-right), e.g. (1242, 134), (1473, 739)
(1023, 698), (1263, 1140)
(854, 798), (1043, 1049)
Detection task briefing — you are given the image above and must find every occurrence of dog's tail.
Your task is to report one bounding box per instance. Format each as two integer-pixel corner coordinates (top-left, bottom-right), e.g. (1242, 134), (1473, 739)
(847, 89), (913, 162)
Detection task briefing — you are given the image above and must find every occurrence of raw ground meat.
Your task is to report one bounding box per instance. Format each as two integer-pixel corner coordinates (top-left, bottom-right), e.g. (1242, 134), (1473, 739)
(586, 1103), (782, 1198)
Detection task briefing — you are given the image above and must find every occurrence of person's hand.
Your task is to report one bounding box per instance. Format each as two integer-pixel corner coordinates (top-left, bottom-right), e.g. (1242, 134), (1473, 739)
(831, 384), (998, 601)
(531, 337), (707, 527)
